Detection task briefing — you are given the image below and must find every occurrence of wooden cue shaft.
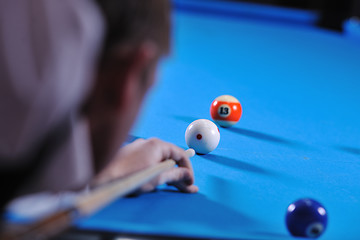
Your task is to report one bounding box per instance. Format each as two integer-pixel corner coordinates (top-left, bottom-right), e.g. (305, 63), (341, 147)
(76, 158), (177, 216)
(1, 148), (195, 240)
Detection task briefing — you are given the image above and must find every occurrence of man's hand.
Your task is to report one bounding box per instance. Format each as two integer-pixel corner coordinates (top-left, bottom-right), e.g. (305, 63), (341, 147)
(93, 138), (199, 194)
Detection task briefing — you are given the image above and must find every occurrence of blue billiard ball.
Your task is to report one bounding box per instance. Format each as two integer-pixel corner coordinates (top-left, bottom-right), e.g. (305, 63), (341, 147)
(286, 199), (328, 238)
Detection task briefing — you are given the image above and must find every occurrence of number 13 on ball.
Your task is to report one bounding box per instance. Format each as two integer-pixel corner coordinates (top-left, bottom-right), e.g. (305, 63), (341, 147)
(210, 95), (242, 127)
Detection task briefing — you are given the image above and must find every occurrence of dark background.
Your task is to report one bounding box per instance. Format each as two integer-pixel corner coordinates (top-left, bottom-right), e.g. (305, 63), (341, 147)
(231, 0), (360, 31)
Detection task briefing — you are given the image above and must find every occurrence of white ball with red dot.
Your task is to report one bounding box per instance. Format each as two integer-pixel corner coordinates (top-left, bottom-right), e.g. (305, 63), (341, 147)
(185, 119), (220, 154)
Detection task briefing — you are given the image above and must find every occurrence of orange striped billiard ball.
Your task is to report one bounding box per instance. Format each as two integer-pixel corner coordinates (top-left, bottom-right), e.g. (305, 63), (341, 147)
(210, 95), (242, 127)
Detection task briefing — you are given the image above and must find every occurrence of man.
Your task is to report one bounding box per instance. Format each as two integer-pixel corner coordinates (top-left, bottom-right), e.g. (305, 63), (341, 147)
(0, 0), (198, 214)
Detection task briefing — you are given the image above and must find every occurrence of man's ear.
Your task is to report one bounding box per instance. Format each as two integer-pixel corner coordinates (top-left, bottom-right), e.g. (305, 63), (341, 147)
(116, 41), (159, 109)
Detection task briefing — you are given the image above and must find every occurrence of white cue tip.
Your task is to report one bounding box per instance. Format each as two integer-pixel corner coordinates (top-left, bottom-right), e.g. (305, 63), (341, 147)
(186, 148), (195, 158)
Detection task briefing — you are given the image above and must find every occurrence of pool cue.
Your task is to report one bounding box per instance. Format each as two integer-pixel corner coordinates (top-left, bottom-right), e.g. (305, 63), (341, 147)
(1, 148), (196, 240)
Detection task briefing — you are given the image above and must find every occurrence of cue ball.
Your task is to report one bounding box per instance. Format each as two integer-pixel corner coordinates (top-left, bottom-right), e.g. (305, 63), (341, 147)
(210, 95), (242, 127)
(185, 119), (220, 154)
(286, 198), (328, 238)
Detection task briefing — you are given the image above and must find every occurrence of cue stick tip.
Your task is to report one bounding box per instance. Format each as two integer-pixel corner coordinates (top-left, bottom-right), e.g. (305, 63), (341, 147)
(186, 148), (195, 158)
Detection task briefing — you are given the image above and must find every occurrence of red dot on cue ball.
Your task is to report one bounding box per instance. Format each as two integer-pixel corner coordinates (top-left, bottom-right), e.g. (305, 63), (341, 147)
(185, 119), (221, 154)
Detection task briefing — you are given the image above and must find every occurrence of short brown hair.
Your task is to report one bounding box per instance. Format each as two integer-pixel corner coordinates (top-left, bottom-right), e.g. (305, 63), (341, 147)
(95, 0), (171, 59)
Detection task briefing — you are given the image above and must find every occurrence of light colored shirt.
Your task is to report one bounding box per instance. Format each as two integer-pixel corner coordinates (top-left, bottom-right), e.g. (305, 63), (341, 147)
(0, 0), (104, 194)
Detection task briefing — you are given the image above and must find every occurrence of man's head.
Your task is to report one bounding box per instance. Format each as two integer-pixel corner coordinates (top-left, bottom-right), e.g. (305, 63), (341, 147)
(85, 0), (171, 171)
(0, 0), (171, 202)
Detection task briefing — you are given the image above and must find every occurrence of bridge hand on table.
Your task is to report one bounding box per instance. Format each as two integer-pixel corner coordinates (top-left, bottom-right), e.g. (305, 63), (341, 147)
(93, 138), (198, 194)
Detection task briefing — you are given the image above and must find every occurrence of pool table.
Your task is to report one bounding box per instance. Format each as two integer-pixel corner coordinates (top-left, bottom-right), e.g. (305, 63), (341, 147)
(72, 0), (360, 239)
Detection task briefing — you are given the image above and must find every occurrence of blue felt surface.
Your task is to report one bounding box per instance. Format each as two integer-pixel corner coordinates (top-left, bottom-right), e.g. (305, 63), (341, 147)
(77, 1), (360, 239)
